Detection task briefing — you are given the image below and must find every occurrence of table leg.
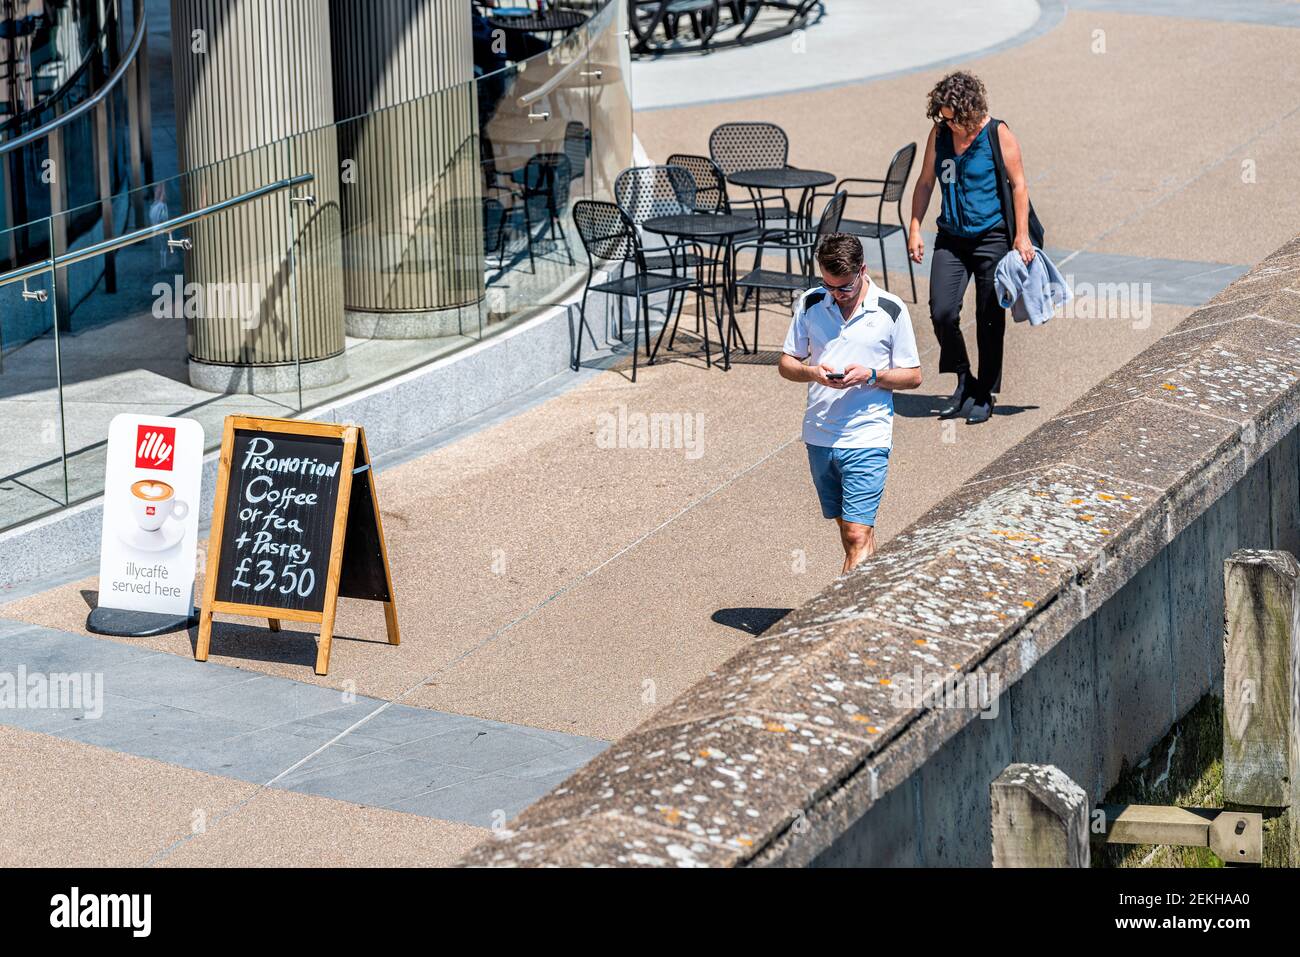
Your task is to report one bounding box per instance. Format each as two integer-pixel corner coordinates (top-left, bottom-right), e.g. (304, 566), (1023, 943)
(723, 235), (745, 363)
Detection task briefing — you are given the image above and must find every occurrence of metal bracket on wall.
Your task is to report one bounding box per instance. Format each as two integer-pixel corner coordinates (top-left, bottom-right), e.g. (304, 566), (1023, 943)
(21, 279), (47, 303)
(289, 195), (317, 207)
(1093, 803), (1263, 865)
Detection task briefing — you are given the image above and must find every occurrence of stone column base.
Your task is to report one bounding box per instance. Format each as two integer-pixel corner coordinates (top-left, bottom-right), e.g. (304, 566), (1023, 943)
(345, 305), (479, 340)
(187, 352), (349, 394)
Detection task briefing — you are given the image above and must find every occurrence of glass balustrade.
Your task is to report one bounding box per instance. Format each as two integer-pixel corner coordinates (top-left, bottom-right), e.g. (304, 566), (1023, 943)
(0, 0), (633, 534)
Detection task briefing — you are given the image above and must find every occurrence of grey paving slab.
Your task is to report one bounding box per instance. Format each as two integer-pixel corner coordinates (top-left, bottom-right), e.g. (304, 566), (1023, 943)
(493, 740), (611, 781)
(386, 722), (577, 774)
(0, 622), (158, 670)
(288, 701), (487, 746)
(42, 694), (163, 735)
(274, 750), (481, 808)
(92, 654), (265, 709)
(137, 727), (374, 785)
(179, 676), (366, 727)
(381, 772), (559, 827)
(1050, 249), (1250, 306)
(0, 616), (609, 826)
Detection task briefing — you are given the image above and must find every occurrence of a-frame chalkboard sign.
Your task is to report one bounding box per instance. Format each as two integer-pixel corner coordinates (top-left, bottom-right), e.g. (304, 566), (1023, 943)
(195, 415), (399, 675)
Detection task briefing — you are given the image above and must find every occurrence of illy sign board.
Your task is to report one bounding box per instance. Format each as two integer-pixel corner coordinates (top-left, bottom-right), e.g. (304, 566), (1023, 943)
(92, 415), (204, 628)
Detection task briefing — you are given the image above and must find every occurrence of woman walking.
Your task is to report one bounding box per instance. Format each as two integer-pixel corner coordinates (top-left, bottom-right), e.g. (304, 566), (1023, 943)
(908, 71), (1035, 424)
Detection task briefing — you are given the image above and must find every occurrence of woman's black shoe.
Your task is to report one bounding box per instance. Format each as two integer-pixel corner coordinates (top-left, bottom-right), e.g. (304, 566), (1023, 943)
(938, 374), (973, 419)
(966, 395), (995, 424)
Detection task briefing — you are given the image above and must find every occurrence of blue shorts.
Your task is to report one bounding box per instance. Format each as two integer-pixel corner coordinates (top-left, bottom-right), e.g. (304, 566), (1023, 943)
(806, 444), (890, 526)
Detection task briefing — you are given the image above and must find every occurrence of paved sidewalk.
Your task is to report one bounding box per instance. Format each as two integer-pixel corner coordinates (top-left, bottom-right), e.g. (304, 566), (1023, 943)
(630, 0), (1045, 109)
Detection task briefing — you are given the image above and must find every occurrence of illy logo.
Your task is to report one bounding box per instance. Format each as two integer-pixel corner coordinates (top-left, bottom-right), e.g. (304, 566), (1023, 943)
(136, 426), (175, 471)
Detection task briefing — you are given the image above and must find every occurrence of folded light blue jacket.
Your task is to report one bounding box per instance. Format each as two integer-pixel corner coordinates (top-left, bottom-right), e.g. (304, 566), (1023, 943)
(994, 246), (1071, 326)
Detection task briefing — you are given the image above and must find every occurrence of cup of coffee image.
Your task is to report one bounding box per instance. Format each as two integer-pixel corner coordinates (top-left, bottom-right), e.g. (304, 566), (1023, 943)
(130, 479), (188, 532)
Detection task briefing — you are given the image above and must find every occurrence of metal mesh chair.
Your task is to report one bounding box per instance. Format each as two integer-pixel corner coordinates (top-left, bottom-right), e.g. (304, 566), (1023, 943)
(483, 196), (512, 269)
(708, 121), (789, 174)
(614, 165), (728, 362)
(615, 163), (705, 280)
(631, 1), (722, 50)
(572, 200), (698, 382)
(666, 153), (730, 214)
(665, 153), (759, 339)
(818, 142), (918, 302)
(564, 121), (591, 187)
(520, 152), (574, 271)
(734, 190), (847, 351)
(614, 164), (697, 222)
(708, 121), (792, 225)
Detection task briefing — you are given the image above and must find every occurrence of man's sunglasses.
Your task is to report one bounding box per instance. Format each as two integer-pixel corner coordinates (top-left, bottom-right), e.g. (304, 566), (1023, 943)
(823, 271), (864, 294)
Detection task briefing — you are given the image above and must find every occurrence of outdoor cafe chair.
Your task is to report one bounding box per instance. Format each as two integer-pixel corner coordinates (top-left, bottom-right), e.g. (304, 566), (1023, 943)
(811, 142), (918, 302)
(708, 120), (793, 229)
(621, 162), (746, 345)
(631, 1), (722, 49)
(615, 164), (718, 334)
(572, 200), (699, 383)
(520, 152), (575, 272)
(666, 152), (732, 215)
(564, 120), (591, 188)
(667, 152), (759, 332)
(734, 189), (847, 352)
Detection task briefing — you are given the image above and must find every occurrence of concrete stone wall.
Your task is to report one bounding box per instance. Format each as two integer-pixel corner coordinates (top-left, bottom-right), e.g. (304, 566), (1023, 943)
(459, 233), (1300, 867)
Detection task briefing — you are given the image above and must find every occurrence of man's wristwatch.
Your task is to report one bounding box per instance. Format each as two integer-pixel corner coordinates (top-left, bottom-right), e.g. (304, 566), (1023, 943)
(868, 368), (877, 386)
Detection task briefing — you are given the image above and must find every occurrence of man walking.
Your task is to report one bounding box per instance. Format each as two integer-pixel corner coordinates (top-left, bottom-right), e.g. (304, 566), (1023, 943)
(779, 234), (922, 572)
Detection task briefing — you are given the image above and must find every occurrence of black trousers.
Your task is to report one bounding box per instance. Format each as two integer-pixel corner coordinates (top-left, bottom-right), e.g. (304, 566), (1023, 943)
(928, 223), (1011, 402)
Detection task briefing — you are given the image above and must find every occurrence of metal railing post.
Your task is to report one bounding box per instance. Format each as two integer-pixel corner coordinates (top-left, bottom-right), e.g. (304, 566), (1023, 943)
(126, 55), (146, 230)
(136, 2), (154, 183)
(95, 101), (118, 293)
(47, 127), (71, 332)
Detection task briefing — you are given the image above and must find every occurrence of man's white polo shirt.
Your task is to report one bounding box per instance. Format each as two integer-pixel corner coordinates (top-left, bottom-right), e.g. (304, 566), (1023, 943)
(782, 278), (920, 448)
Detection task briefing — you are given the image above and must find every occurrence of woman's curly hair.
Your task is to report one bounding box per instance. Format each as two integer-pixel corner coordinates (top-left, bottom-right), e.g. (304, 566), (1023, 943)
(926, 71), (989, 131)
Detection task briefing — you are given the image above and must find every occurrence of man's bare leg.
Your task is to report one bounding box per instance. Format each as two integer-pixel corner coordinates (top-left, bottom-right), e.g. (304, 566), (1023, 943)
(836, 518), (876, 573)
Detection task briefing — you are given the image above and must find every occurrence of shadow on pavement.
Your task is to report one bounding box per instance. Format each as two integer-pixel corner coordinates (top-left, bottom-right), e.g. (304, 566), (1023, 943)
(894, 392), (1039, 418)
(711, 606), (793, 636)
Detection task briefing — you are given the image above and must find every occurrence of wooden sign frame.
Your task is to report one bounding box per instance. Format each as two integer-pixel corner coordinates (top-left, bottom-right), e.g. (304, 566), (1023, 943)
(195, 415), (399, 675)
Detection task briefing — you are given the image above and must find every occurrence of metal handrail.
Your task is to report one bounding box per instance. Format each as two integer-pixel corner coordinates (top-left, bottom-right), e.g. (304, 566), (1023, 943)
(0, 173), (315, 290)
(517, 33), (594, 107)
(0, 2), (148, 156)
(0, 0), (123, 140)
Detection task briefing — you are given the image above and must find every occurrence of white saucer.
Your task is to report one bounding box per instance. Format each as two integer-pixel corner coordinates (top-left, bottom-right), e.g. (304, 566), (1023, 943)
(118, 516), (185, 553)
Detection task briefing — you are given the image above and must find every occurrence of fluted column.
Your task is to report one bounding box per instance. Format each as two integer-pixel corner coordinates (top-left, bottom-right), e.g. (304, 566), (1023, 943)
(171, 0), (346, 392)
(330, 0), (481, 339)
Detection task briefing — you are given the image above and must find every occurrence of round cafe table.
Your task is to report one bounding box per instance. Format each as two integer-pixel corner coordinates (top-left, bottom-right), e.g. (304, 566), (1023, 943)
(487, 8), (588, 43)
(727, 166), (836, 237)
(641, 212), (757, 369)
